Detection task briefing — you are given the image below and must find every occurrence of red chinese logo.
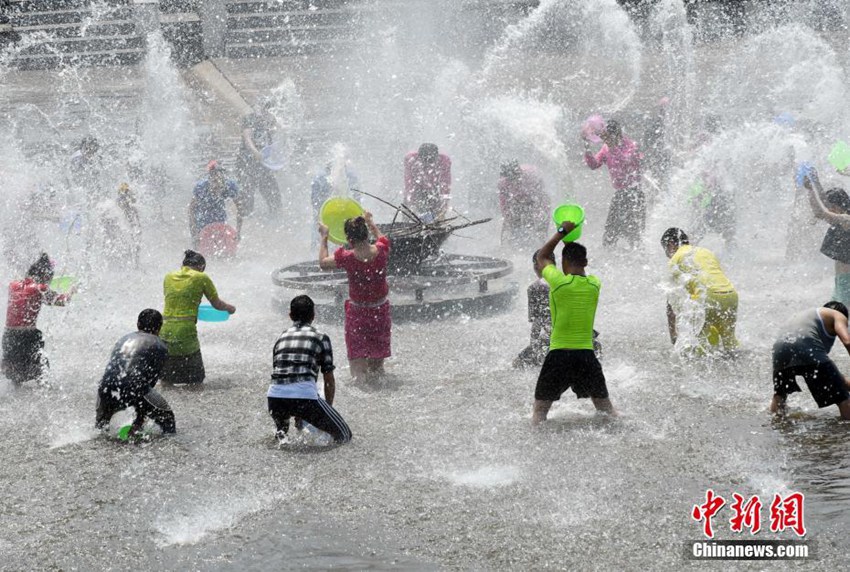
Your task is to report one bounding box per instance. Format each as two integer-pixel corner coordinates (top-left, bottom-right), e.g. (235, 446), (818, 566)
(769, 492), (806, 537)
(692, 491), (806, 538)
(692, 489), (726, 539)
(729, 493), (762, 534)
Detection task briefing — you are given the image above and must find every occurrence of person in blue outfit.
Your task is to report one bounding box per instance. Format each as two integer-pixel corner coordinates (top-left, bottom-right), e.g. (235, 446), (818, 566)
(95, 309), (175, 437)
(189, 160), (244, 249)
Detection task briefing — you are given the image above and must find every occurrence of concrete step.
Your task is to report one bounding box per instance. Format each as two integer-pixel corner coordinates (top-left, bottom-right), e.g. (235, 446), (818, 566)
(158, 0), (200, 13)
(225, 24), (359, 43)
(226, 9), (362, 30)
(8, 0), (98, 12)
(10, 47), (145, 70)
(226, 0), (360, 14)
(15, 34), (144, 55)
(224, 36), (353, 58)
(12, 19), (137, 38)
(10, 6), (135, 28)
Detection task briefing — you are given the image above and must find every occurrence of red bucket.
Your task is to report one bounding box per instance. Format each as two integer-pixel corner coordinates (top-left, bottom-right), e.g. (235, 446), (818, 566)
(199, 223), (238, 258)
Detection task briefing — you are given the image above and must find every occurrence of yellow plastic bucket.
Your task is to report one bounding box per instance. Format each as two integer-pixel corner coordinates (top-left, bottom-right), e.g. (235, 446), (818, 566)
(320, 197), (364, 245)
(50, 275), (76, 294)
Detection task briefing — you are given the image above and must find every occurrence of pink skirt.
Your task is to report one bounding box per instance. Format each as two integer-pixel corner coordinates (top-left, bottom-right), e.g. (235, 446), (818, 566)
(344, 300), (391, 360)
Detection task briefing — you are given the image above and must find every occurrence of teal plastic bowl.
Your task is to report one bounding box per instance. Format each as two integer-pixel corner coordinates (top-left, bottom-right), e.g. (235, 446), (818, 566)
(198, 304), (230, 322)
(552, 204), (585, 242)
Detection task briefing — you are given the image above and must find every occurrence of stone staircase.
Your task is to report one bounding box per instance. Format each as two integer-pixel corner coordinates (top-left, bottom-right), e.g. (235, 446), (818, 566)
(0, 0), (542, 69)
(222, 0), (368, 59)
(3, 0), (146, 69)
(158, 0), (203, 64)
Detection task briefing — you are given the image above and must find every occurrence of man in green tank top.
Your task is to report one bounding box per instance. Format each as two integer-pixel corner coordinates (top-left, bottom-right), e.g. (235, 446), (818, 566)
(532, 223), (616, 425)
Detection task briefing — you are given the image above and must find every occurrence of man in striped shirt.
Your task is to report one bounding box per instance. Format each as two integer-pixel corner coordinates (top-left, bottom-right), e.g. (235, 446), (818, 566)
(267, 295), (351, 444)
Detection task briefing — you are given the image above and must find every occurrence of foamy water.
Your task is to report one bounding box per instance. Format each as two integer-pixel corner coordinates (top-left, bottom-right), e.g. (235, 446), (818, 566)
(3, 0), (850, 569)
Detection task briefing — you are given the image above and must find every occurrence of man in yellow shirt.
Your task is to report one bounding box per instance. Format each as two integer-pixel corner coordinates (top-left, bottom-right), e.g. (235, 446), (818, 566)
(532, 224), (616, 425)
(661, 227), (739, 355)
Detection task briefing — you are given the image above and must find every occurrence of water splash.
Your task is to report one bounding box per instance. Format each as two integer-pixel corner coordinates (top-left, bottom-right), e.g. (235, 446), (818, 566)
(154, 491), (282, 547)
(479, 0), (643, 114)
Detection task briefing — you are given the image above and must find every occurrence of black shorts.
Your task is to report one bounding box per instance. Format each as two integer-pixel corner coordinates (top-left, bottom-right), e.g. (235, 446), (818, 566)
(773, 362), (850, 408)
(1, 328), (46, 384)
(96, 386), (176, 433)
(534, 349), (608, 402)
(161, 350), (205, 385)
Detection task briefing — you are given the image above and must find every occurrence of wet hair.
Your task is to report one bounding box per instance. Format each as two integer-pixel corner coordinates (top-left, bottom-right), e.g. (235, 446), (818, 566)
(825, 188), (850, 214)
(501, 160), (522, 179)
(824, 301), (849, 319)
(561, 242), (588, 265)
(532, 249), (555, 266)
(661, 227), (689, 248)
(182, 249), (206, 269)
(290, 295), (315, 323)
(418, 143), (439, 161)
(344, 216), (369, 243)
(26, 253), (54, 284)
(604, 119), (622, 139)
(137, 308), (163, 334)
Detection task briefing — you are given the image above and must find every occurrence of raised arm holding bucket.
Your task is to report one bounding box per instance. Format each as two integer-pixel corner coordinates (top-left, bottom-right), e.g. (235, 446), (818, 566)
(318, 212), (392, 386)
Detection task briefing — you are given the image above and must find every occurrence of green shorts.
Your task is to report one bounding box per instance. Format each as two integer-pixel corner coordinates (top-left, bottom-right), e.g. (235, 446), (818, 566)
(160, 319), (199, 356)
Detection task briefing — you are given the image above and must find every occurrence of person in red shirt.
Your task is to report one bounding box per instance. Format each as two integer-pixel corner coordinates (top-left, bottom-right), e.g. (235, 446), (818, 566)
(403, 143), (452, 221)
(318, 212), (391, 384)
(2, 253), (71, 385)
(498, 160), (550, 247)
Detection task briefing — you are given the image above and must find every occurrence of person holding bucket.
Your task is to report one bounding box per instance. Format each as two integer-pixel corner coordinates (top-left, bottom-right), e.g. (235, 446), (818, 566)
(583, 120), (645, 249)
(189, 161), (244, 258)
(800, 167), (850, 307)
(514, 248), (601, 369)
(1, 253), (72, 385)
(234, 97), (282, 216)
(531, 221), (615, 425)
(318, 212), (392, 385)
(159, 250), (236, 387)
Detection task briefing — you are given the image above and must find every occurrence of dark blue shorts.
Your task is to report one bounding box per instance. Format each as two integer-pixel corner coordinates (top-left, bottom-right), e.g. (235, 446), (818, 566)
(773, 361), (850, 408)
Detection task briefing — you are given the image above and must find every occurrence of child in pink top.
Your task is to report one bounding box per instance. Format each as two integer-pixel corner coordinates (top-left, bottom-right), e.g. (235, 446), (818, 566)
(318, 212), (392, 384)
(584, 120), (646, 249)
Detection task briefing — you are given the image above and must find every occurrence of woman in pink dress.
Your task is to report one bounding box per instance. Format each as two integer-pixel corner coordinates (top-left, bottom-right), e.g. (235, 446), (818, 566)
(318, 212), (391, 383)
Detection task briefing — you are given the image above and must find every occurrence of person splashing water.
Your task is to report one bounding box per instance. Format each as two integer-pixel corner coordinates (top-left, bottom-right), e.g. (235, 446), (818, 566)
(318, 212), (392, 386)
